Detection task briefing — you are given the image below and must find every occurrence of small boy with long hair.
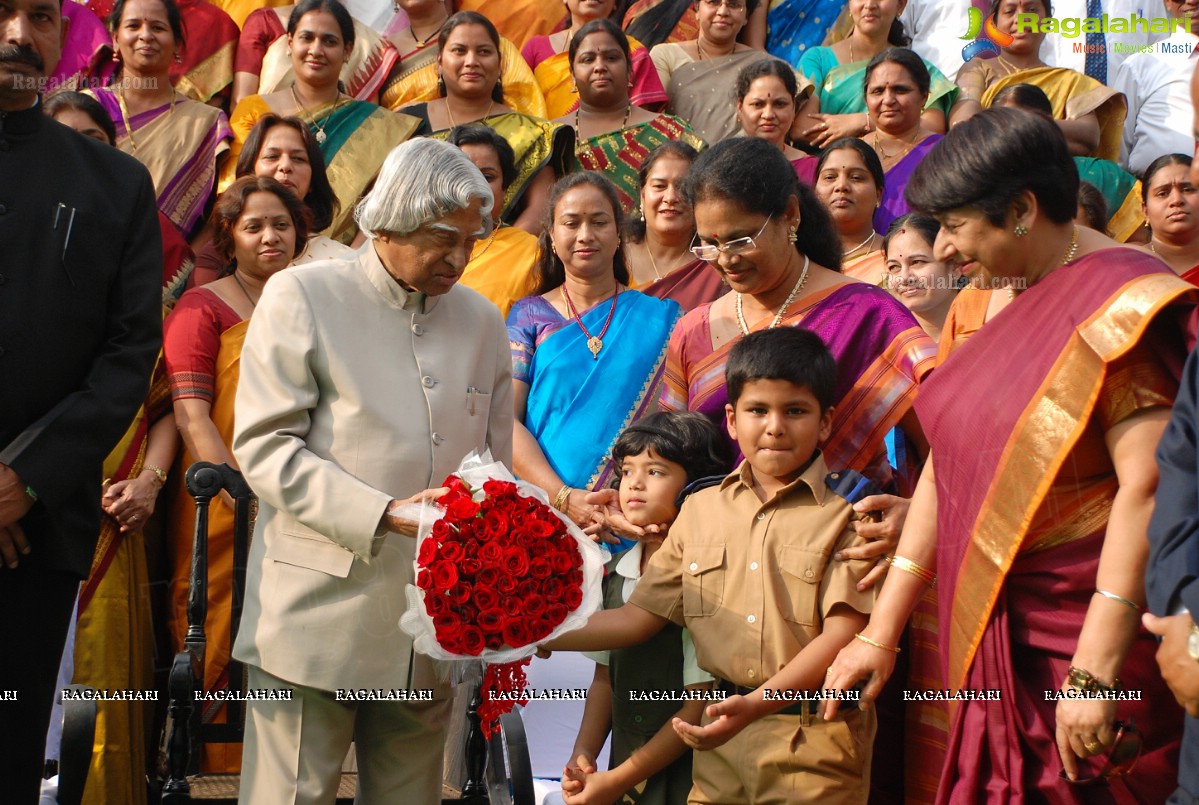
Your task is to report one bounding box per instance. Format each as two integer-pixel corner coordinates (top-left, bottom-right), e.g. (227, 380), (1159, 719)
(563, 411), (731, 805)
(547, 328), (878, 803)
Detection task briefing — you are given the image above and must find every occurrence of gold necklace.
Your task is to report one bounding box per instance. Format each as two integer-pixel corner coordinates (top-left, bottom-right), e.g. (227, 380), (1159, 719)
(873, 128), (921, 162)
(735, 255), (810, 335)
(997, 54), (1021, 74)
(446, 98), (495, 129)
(470, 224), (502, 261)
(290, 84), (348, 145)
(1009, 225), (1079, 299)
(574, 103), (631, 143)
(644, 241), (688, 281)
(116, 84), (176, 151)
(410, 13), (448, 48)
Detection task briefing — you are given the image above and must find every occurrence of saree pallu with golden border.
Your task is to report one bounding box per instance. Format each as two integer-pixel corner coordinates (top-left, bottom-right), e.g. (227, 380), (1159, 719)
(170, 0), (239, 104)
(914, 252), (1196, 803)
(90, 88), (232, 237)
(981, 66), (1127, 163)
(573, 114), (705, 215)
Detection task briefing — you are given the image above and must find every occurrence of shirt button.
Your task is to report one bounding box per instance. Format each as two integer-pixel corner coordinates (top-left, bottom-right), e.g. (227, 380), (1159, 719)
(749, 562), (759, 571)
(688, 562), (698, 572)
(747, 669), (755, 678)
(804, 568), (814, 579)
(747, 614), (756, 624)
(633, 715), (643, 723)
(432, 432), (445, 445)
(756, 512), (766, 521)
(412, 323), (424, 336)
(421, 375), (436, 388)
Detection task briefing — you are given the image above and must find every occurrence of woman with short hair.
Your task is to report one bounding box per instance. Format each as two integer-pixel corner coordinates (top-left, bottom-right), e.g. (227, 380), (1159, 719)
(824, 107), (1193, 802)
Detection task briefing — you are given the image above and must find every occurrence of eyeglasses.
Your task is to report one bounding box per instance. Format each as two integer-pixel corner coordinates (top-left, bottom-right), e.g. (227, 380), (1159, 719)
(690, 214), (772, 262)
(699, 0), (747, 9)
(1059, 721), (1143, 785)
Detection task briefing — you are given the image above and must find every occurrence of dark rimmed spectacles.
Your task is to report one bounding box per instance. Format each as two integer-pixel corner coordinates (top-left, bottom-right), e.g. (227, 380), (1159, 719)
(690, 214), (772, 262)
(1059, 721), (1143, 785)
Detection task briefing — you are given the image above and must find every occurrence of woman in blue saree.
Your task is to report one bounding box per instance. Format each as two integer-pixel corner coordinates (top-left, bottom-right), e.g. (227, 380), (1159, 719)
(509, 172), (682, 527)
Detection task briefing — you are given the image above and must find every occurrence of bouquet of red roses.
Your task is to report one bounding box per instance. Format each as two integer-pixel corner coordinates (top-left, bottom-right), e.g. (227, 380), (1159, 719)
(401, 452), (604, 735)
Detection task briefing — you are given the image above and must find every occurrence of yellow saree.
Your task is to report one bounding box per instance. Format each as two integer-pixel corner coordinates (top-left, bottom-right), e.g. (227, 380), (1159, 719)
(380, 36), (546, 117)
(461, 224), (540, 318)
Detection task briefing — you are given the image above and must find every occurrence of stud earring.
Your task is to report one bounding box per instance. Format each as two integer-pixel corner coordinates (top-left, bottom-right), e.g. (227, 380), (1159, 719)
(788, 226), (797, 244)
(1014, 223), (1029, 237)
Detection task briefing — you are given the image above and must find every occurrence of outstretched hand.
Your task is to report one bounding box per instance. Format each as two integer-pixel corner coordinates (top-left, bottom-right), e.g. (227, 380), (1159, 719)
(672, 694), (756, 751)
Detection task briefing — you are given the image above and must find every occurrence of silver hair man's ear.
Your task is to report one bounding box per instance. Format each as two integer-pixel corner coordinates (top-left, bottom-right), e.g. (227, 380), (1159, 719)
(355, 138), (495, 239)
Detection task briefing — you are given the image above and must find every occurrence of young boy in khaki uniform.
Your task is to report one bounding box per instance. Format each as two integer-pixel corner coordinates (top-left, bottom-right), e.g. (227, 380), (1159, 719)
(547, 327), (878, 803)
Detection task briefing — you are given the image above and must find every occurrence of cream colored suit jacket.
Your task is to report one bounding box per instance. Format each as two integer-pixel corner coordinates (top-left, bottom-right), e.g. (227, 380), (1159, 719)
(231, 245), (514, 693)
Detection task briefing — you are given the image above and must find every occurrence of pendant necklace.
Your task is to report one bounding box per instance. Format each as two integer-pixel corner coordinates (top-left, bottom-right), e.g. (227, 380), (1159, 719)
(233, 272), (259, 310)
(735, 255), (810, 335)
(290, 84), (347, 145)
(446, 98), (495, 129)
(561, 283), (620, 359)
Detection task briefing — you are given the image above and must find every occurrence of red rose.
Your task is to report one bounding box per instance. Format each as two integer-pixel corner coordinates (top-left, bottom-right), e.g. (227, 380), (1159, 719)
(496, 574), (517, 594)
(434, 612), (464, 641)
(563, 585), (583, 611)
(478, 607), (505, 635)
(570, 548), (584, 569)
(502, 620), (531, 648)
(486, 633), (504, 650)
(501, 547), (530, 577)
(479, 541), (503, 566)
(529, 557), (552, 579)
(483, 479), (518, 497)
(494, 498), (517, 516)
(546, 603), (568, 625)
(463, 538), (480, 557)
(457, 522), (477, 540)
(426, 593), (448, 615)
(448, 581), (473, 605)
(481, 511), (508, 541)
(431, 520), (451, 541)
(437, 475), (473, 505)
(568, 569), (584, 587)
(542, 577), (563, 599)
(524, 594), (546, 618)
(476, 566), (500, 588)
(516, 579), (537, 598)
(460, 556), (481, 576)
(438, 541), (464, 562)
(528, 618), (553, 642)
(416, 568), (435, 591)
(550, 549), (574, 574)
(473, 586), (499, 611)
(458, 602), (479, 623)
(529, 519), (555, 539)
(430, 561), (458, 591)
(418, 538), (439, 566)
(448, 497), (481, 521)
(501, 596), (522, 617)
(460, 626), (485, 655)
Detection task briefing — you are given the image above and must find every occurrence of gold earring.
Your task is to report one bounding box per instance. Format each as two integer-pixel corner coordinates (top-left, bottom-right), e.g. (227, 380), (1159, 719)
(1014, 223), (1029, 237)
(788, 225), (797, 244)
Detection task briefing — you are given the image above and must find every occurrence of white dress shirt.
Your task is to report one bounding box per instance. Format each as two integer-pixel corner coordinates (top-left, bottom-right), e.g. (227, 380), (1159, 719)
(1111, 29), (1199, 175)
(901, 0), (971, 81)
(1039, 0), (1164, 77)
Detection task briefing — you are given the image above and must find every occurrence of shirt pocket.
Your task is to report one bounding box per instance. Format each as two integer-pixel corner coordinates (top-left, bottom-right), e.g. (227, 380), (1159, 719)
(778, 546), (828, 626)
(465, 387), (492, 419)
(682, 544), (726, 617)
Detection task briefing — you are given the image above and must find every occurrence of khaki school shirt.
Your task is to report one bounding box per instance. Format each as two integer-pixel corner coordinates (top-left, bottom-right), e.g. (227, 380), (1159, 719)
(628, 452), (875, 689)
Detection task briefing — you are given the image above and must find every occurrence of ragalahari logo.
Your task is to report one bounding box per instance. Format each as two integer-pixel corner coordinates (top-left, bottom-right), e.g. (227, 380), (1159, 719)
(961, 7), (1015, 62)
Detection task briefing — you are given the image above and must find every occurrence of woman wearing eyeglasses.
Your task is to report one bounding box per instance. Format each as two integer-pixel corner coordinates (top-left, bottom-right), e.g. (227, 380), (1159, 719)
(661, 137), (935, 510)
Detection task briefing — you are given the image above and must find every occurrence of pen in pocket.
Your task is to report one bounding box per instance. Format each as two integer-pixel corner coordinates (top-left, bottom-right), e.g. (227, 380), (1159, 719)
(467, 386), (476, 416)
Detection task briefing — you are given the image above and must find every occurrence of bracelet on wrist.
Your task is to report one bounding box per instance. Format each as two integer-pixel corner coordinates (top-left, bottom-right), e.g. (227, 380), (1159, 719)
(854, 632), (901, 653)
(141, 465), (168, 485)
(552, 485), (574, 513)
(1064, 665), (1119, 694)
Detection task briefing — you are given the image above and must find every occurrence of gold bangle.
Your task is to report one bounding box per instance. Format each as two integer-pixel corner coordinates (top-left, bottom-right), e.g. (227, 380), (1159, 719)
(855, 633), (901, 653)
(552, 485), (573, 513)
(1094, 589), (1143, 612)
(141, 465), (168, 485)
(887, 554), (936, 587)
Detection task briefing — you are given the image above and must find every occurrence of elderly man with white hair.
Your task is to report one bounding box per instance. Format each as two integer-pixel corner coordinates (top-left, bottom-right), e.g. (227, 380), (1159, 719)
(231, 137), (514, 804)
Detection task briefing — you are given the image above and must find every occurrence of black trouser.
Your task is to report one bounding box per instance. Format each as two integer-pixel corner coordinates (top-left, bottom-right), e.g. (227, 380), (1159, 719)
(0, 562), (79, 804)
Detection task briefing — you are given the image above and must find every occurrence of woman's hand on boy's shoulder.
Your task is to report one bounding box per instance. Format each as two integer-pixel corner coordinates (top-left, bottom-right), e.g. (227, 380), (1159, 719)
(839, 494), (910, 591)
(582, 488), (670, 545)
